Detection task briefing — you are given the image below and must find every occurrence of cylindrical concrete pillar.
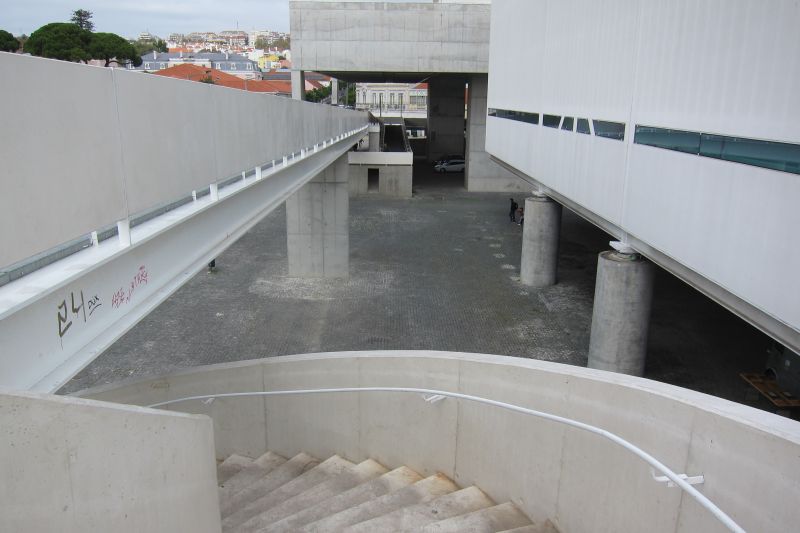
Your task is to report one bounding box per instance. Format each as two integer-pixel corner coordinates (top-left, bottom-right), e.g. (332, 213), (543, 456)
(368, 124), (381, 152)
(520, 196), (562, 287)
(587, 251), (654, 376)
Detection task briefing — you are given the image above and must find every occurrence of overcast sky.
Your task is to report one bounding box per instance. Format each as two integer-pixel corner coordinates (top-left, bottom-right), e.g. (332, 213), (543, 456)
(3, 0), (290, 38)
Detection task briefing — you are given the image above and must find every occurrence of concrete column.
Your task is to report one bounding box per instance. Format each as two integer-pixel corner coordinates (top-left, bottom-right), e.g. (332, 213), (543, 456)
(427, 75), (466, 163)
(331, 78), (339, 105)
(368, 124), (381, 152)
(286, 154), (349, 277)
(520, 196), (562, 287)
(465, 74), (525, 192)
(291, 70), (306, 101)
(587, 251), (655, 376)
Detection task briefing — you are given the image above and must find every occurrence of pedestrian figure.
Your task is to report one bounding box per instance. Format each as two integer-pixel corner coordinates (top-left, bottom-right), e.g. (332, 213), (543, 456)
(208, 259), (216, 273)
(509, 198), (518, 222)
(517, 207), (524, 226)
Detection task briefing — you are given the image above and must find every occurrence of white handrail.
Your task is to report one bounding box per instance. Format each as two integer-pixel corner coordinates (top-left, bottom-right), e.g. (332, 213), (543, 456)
(148, 387), (745, 533)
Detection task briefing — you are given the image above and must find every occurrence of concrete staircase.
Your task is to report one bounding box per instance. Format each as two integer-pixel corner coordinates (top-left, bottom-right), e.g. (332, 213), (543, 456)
(217, 452), (557, 533)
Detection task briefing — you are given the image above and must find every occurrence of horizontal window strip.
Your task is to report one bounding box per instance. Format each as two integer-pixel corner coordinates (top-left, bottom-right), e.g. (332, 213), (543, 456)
(489, 108), (625, 141)
(488, 108), (539, 124)
(635, 126), (800, 175)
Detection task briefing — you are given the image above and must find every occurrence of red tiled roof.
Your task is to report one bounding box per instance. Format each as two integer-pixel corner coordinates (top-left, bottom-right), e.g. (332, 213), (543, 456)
(153, 64), (291, 95)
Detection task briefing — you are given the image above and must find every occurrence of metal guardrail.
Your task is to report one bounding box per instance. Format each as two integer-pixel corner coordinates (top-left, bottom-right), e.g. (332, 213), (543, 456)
(148, 386), (745, 533)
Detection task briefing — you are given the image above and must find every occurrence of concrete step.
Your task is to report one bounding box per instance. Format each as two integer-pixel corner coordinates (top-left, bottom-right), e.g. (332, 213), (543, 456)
(264, 466), (422, 533)
(343, 485), (494, 532)
(220, 452), (320, 520)
(236, 459), (389, 532)
(419, 502), (532, 532)
(499, 520), (560, 533)
(300, 473), (459, 533)
(219, 451), (287, 502)
(223, 454), (353, 530)
(218, 454), (253, 484)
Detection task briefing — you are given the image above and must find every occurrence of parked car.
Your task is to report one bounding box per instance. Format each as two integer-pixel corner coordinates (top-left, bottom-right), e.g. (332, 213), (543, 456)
(434, 154), (464, 166)
(435, 158), (465, 173)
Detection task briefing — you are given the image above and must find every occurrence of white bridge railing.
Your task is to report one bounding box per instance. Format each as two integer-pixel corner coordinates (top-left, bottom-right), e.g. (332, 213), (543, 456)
(148, 386), (745, 533)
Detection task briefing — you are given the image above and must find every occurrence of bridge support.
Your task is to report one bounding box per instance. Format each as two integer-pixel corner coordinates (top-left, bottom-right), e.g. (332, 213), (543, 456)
(520, 195), (562, 287)
(368, 124), (381, 152)
(331, 78), (339, 105)
(286, 154), (349, 277)
(588, 251), (654, 376)
(291, 70), (306, 101)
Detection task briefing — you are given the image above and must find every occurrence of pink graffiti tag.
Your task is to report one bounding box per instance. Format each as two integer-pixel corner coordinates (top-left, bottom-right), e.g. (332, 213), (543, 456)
(111, 265), (149, 309)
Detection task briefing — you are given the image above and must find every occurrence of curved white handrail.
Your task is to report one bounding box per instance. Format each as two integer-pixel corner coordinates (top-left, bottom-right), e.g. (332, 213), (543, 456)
(148, 387), (745, 533)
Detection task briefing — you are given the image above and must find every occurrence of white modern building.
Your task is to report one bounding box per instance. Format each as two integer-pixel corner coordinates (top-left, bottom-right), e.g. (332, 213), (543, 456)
(1, 2), (799, 532)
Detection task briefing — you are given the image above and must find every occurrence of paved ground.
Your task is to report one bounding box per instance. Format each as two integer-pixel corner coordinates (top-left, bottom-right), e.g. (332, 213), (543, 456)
(62, 167), (774, 413)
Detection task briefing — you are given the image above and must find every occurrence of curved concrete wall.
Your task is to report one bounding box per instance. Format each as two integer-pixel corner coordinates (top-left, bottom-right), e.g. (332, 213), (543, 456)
(79, 351), (800, 533)
(1, 390), (220, 532)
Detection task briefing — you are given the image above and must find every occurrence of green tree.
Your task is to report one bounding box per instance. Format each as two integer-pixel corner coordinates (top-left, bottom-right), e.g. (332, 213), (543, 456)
(70, 9), (94, 32)
(274, 36), (290, 50)
(90, 32), (142, 67)
(154, 38), (168, 52)
(133, 38), (167, 56)
(254, 37), (268, 50)
(305, 84), (331, 103)
(0, 29), (19, 52)
(25, 23), (92, 62)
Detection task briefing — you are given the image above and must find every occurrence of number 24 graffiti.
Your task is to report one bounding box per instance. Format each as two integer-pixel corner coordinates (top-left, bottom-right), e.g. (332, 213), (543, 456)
(57, 291), (102, 339)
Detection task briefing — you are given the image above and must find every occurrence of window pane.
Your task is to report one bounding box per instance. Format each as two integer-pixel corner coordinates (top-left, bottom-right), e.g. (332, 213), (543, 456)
(634, 126), (800, 175)
(543, 114), (561, 128)
(561, 117), (574, 131)
(576, 118), (590, 134)
(593, 120), (625, 141)
(635, 126), (701, 154)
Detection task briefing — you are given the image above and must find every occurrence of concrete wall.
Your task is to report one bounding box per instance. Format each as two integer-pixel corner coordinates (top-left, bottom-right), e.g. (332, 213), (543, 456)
(1, 390), (220, 532)
(79, 351), (800, 533)
(349, 164), (413, 198)
(0, 53), (368, 269)
(290, 1), (491, 75)
(485, 0), (800, 350)
(466, 74), (528, 192)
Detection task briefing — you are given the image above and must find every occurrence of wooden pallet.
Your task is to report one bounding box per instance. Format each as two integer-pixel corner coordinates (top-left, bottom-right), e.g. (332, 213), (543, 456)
(740, 373), (800, 408)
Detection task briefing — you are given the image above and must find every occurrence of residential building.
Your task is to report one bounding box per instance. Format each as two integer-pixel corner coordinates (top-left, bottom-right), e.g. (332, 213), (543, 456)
(153, 64), (291, 96)
(130, 51), (260, 80)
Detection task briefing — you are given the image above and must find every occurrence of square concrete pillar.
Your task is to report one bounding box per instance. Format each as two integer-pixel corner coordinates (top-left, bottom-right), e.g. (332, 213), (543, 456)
(427, 75), (467, 163)
(331, 78), (339, 105)
(286, 154), (349, 277)
(466, 74), (526, 192)
(291, 70), (306, 101)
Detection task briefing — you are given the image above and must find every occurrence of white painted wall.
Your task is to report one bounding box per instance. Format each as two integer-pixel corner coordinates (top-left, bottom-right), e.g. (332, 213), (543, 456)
(486, 0), (800, 343)
(79, 351), (800, 533)
(0, 390), (220, 533)
(0, 53), (368, 268)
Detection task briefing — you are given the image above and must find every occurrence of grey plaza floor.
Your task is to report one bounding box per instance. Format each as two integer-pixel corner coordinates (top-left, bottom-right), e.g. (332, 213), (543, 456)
(62, 171), (772, 413)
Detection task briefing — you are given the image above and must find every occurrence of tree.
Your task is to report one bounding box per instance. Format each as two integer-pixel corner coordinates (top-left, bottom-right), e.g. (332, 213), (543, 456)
(305, 84), (331, 103)
(274, 36), (290, 50)
(0, 29), (19, 52)
(90, 32), (142, 67)
(25, 23), (92, 62)
(254, 37), (268, 50)
(70, 9), (94, 32)
(154, 38), (167, 53)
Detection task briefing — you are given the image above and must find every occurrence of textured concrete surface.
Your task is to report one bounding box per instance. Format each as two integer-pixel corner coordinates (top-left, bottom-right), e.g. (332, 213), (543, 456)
(61, 171), (772, 412)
